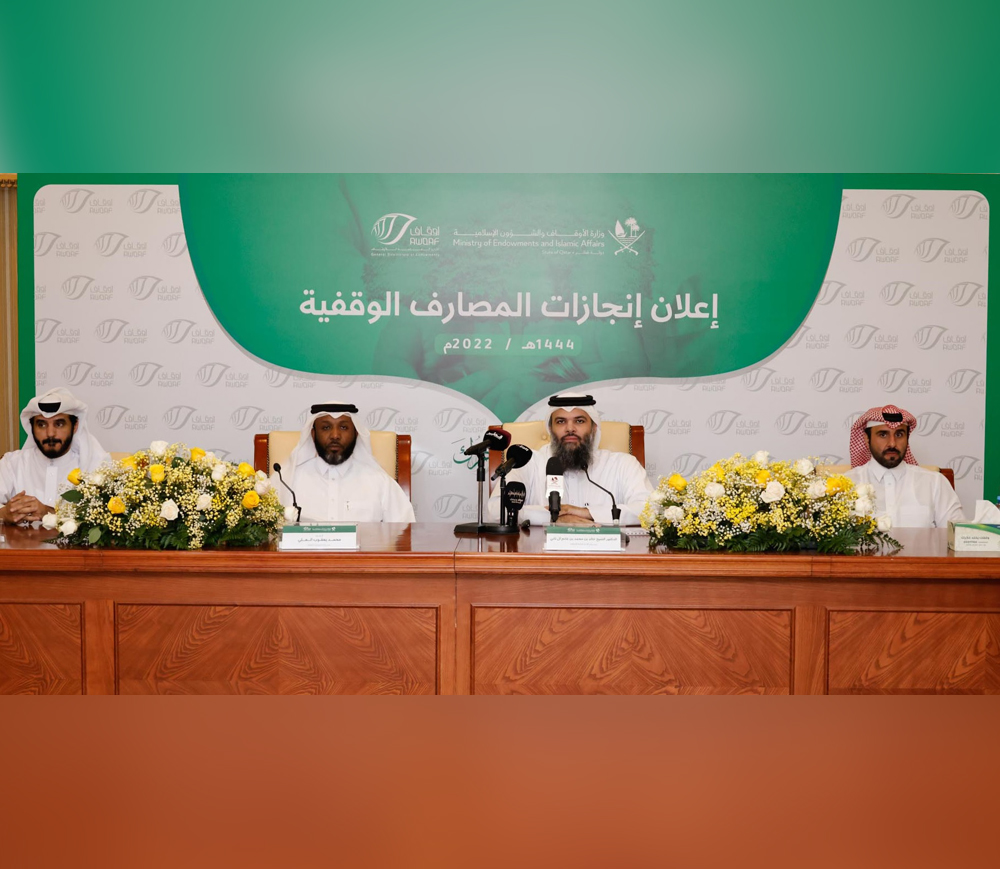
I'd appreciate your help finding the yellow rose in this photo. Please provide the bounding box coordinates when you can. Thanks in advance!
[755,469,771,486]
[189,447,206,462]
[120,456,137,470]
[667,473,687,492]
[67,468,82,485]
[709,464,725,481]
[237,462,255,478]
[108,496,126,514]
[149,464,166,483]
[242,490,261,509]
[826,475,852,495]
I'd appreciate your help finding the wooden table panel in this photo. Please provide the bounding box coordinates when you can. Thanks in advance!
[0,603,83,694]
[117,604,440,695]
[829,610,1000,694]
[471,606,791,695]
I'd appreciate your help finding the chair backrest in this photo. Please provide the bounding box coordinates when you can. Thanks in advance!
[253,431,412,500]
[817,463,956,490]
[487,420,645,490]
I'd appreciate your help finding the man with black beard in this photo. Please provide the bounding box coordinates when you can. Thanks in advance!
[488,394,653,526]
[0,387,110,524]
[271,402,414,523]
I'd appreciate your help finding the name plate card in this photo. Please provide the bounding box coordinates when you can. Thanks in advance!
[278,524,359,551]
[543,525,624,553]
[948,522,1000,553]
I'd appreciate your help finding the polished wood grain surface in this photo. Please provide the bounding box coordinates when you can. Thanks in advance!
[0,603,82,694]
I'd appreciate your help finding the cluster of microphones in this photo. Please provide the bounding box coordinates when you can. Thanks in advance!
[459,428,528,531]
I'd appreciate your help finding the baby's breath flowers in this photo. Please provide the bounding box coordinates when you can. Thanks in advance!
[47,441,283,550]
[641,452,900,554]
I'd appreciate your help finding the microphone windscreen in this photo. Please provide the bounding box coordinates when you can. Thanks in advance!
[545,457,564,476]
[273,463,282,473]
[485,428,512,450]
[507,444,532,469]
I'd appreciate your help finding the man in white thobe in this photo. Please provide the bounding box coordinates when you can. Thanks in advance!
[488,393,652,526]
[0,387,111,524]
[844,404,964,528]
[272,402,414,524]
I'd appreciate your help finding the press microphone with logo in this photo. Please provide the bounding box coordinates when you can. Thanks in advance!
[464,428,511,457]
[502,481,527,526]
[545,457,565,523]
[272,463,302,524]
[583,468,622,526]
[490,444,532,481]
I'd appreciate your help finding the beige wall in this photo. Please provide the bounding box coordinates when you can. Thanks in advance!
[0,175,17,457]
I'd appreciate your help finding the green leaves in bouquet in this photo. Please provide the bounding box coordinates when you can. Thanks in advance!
[61,489,83,503]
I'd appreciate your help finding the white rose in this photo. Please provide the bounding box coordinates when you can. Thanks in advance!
[856,483,876,500]
[211,464,228,481]
[704,482,725,499]
[203,451,218,465]
[41,512,59,530]
[752,450,770,465]
[89,472,105,486]
[59,519,78,535]
[255,480,271,495]
[256,470,267,481]
[794,458,815,476]
[807,480,827,499]
[877,514,892,532]
[149,440,169,456]
[196,493,213,511]
[761,481,786,504]
[854,497,874,516]
[664,506,685,523]
[283,505,298,523]
[160,499,180,521]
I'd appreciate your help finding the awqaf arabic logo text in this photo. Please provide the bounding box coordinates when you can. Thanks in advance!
[372,214,417,246]
[611,218,644,256]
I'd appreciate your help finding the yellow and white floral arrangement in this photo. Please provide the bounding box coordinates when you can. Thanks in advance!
[641,451,900,554]
[45,441,285,550]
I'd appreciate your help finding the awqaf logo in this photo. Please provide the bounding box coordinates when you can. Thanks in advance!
[96,405,129,429]
[882,194,915,219]
[434,408,468,433]
[366,407,399,430]
[844,324,878,349]
[810,368,845,392]
[129,189,160,213]
[263,369,291,388]
[951,194,984,219]
[94,232,128,257]
[915,238,948,263]
[948,456,980,481]
[231,406,264,431]
[706,410,740,435]
[672,454,708,477]
[784,326,810,350]
[163,405,196,430]
[947,369,981,393]
[61,188,94,213]
[880,281,914,306]
[949,281,983,306]
[163,319,196,343]
[913,325,948,350]
[815,454,843,465]
[741,368,776,392]
[878,368,913,392]
[816,280,846,305]
[94,318,129,343]
[61,275,94,300]
[433,494,468,520]
[775,411,810,435]
[843,411,863,431]
[197,363,230,387]
[35,318,61,342]
[917,411,947,436]
[62,361,95,386]
[639,410,672,435]
[129,362,162,387]
[847,237,880,262]
[129,275,163,300]
[610,218,644,256]
[372,213,417,246]
[34,232,61,256]
[163,232,188,257]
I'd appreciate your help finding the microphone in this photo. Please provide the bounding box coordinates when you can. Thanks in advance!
[490,444,532,481]
[502,481,527,526]
[583,468,622,526]
[545,457,565,523]
[272,463,302,524]
[464,428,511,456]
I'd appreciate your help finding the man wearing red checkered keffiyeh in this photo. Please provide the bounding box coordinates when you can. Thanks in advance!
[845,404,964,528]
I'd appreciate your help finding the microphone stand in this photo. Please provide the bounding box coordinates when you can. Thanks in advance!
[584,469,622,526]
[454,452,519,535]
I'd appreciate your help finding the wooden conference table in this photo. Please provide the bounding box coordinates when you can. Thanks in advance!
[1,523,998,694]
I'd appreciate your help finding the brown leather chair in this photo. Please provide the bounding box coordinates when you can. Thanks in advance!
[487,420,645,491]
[253,431,412,500]
[818,463,956,490]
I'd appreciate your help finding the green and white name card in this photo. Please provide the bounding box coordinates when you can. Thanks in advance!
[543,525,624,553]
[278,524,359,551]
[948,522,1000,553]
